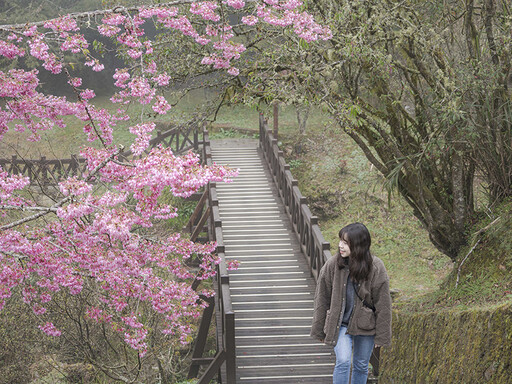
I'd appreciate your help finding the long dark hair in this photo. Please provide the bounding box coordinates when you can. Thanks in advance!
[338,223,373,282]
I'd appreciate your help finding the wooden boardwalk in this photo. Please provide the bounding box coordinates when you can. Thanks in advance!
[211,139,335,383]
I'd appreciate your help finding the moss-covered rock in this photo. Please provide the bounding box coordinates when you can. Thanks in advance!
[380,303,512,383]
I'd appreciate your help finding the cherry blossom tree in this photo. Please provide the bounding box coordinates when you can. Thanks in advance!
[0,1,330,380]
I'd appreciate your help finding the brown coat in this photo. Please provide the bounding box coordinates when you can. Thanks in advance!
[310,254,392,347]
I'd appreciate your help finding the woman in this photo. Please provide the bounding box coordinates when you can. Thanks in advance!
[311,223,392,384]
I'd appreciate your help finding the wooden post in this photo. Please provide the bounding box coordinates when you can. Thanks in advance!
[186,188,209,232]
[273,101,279,140]
[187,296,215,379]
[40,156,47,184]
[224,312,236,383]
[11,155,18,175]
[190,206,211,242]
[194,126,199,150]
[196,351,226,384]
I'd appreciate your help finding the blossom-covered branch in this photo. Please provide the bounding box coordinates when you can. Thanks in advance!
[0,0,330,359]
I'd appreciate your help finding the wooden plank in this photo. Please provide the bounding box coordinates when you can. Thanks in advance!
[190,206,210,242]
[186,188,209,232]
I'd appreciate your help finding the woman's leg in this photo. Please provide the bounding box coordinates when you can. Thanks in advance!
[351,334,375,384]
[333,326,352,384]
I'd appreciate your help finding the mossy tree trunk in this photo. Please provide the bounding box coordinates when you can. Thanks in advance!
[289,0,512,260]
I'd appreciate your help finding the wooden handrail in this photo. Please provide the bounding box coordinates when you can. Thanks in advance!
[259,114,382,376]
[259,113,332,279]
[0,120,202,184]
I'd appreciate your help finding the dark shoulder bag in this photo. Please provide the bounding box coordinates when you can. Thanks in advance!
[353,281,376,312]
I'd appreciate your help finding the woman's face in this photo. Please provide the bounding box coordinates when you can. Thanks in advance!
[338,236,351,258]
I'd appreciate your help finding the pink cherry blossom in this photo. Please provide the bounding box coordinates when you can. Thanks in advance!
[129,122,156,155]
[190,2,220,22]
[102,13,126,26]
[80,89,96,100]
[38,322,62,336]
[0,1,330,355]
[242,15,258,26]
[113,68,130,88]
[224,0,246,9]
[98,24,121,37]
[152,73,171,86]
[59,177,93,196]
[44,15,79,32]
[228,67,240,76]
[152,95,171,115]
[60,34,88,53]
[68,77,82,87]
[0,40,25,58]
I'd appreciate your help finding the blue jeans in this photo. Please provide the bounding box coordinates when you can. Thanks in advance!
[333,326,375,384]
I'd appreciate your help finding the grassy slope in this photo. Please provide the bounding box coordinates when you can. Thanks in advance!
[252,105,512,311]
[405,199,512,312]
[4,91,509,305]
[211,104,454,300]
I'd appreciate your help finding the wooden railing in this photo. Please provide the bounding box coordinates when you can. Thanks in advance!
[187,129,236,384]
[0,121,200,184]
[3,119,235,381]
[259,114,332,279]
[0,155,86,185]
[259,114,382,377]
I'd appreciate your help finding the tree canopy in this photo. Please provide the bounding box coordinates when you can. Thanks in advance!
[225,0,512,260]
[0,1,330,380]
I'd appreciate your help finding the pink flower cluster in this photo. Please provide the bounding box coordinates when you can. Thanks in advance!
[190,2,220,22]
[0,40,25,59]
[152,95,171,115]
[43,16,80,32]
[0,68,79,140]
[38,322,62,337]
[58,177,93,196]
[129,122,156,155]
[255,3,332,42]
[224,0,246,9]
[0,0,328,354]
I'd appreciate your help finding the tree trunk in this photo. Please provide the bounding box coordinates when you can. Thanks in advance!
[296,105,310,135]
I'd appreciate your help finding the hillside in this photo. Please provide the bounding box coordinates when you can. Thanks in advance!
[212,105,454,300]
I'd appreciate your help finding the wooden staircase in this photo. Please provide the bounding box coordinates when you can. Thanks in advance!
[211,139,335,383]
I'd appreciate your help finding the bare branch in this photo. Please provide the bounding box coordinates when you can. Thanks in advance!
[0,205,58,212]
[1,250,27,260]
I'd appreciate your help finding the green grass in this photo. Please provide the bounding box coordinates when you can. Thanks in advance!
[200,101,455,300]
[7,90,500,307]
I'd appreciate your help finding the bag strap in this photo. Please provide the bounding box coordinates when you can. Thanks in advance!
[352,281,376,312]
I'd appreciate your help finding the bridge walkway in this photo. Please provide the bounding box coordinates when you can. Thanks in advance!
[211,139,334,383]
